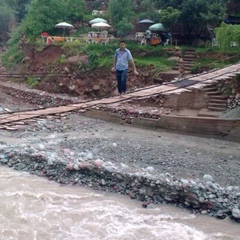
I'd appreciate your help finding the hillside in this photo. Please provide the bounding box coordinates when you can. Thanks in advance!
[1,38,239,101]
[6,43,170,99]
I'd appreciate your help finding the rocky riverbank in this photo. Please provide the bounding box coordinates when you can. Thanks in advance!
[0,74,240,223]
[0,111,239,222]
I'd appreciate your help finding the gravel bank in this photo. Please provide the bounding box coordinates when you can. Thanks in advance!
[0,79,240,222]
[0,112,240,222]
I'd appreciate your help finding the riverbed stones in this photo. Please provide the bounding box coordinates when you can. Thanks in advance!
[203,174,215,182]
[232,208,240,219]
[0,143,239,222]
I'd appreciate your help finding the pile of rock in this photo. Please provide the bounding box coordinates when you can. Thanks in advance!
[0,143,239,222]
[0,81,79,108]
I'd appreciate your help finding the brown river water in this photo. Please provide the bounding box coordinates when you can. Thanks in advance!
[0,166,239,240]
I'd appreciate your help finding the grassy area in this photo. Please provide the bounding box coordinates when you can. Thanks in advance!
[2,37,239,74]
[1,45,24,69]
[191,45,240,73]
[135,56,175,71]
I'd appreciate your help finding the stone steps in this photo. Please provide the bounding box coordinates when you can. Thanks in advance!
[172,49,196,71]
[197,109,223,118]
[209,95,228,100]
[208,106,227,111]
[208,102,227,108]
[202,83,228,112]
[183,56,196,61]
[172,66,192,71]
[202,86,218,92]
[204,90,220,95]
[209,98,228,103]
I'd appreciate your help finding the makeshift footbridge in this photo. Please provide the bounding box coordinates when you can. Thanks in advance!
[1,63,240,141]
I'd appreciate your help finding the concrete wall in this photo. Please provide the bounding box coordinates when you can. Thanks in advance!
[83,110,240,142]
[156,115,240,142]
[163,90,207,110]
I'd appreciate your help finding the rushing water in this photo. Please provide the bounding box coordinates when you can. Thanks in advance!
[0,166,239,240]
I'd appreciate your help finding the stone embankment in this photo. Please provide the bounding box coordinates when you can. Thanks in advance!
[0,81,79,107]
[0,143,240,222]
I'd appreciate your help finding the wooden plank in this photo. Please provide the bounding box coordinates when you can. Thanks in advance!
[0,63,240,126]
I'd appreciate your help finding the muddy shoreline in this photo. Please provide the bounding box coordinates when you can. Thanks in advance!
[0,111,240,222]
[0,79,240,222]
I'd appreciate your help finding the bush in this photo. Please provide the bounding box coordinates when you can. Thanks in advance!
[2,45,24,69]
[26,76,40,87]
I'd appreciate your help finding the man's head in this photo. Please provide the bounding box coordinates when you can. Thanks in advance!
[120,41,126,50]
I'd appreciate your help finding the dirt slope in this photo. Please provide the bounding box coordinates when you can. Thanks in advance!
[19,44,158,99]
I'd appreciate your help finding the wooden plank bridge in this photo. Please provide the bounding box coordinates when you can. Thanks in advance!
[1,63,240,130]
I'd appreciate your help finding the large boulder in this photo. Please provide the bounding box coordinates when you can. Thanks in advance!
[66,55,88,65]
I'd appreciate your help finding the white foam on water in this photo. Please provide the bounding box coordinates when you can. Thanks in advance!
[0,166,238,240]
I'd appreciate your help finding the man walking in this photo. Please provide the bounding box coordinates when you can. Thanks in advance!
[112,41,139,96]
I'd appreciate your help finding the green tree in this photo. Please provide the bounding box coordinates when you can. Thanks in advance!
[158,0,228,42]
[227,0,240,16]
[22,0,67,37]
[0,2,15,42]
[138,0,160,22]
[215,22,240,49]
[65,0,86,22]
[22,0,85,38]
[116,17,133,37]
[108,0,135,36]
[160,7,181,45]
[15,0,32,22]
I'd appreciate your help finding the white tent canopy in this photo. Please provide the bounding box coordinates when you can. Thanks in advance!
[55,22,74,36]
[89,18,107,24]
[55,22,74,28]
[138,19,155,24]
[91,22,111,28]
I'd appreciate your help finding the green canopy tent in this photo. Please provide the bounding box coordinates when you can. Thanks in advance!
[149,23,166,31]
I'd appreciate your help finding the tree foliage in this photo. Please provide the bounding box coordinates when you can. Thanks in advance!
[15,0,32,21]
[160,7,180,30]
[22,0,85,38]
[215,22,240,49]
[226,0,240,16]
[116,18,134,37]
[108,0,135,35]
[1,0,240,44]
[0,1,15,41]
[64,0,85,22]
[22,0,67,37]
[138,0,160,22]
[158,0,228,40]
[160,7,180,45]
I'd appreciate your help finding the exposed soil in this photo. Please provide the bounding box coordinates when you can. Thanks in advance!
[18,44,159,99]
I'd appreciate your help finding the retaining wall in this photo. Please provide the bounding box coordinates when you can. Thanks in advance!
[83,110,240,142]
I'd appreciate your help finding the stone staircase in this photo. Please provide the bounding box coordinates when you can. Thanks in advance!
[202,83,228,112]
[172,48,196,72]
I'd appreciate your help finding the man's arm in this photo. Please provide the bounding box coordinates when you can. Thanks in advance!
[111,58,116,72]
[129,59,139,75]
[112,50,117,71]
